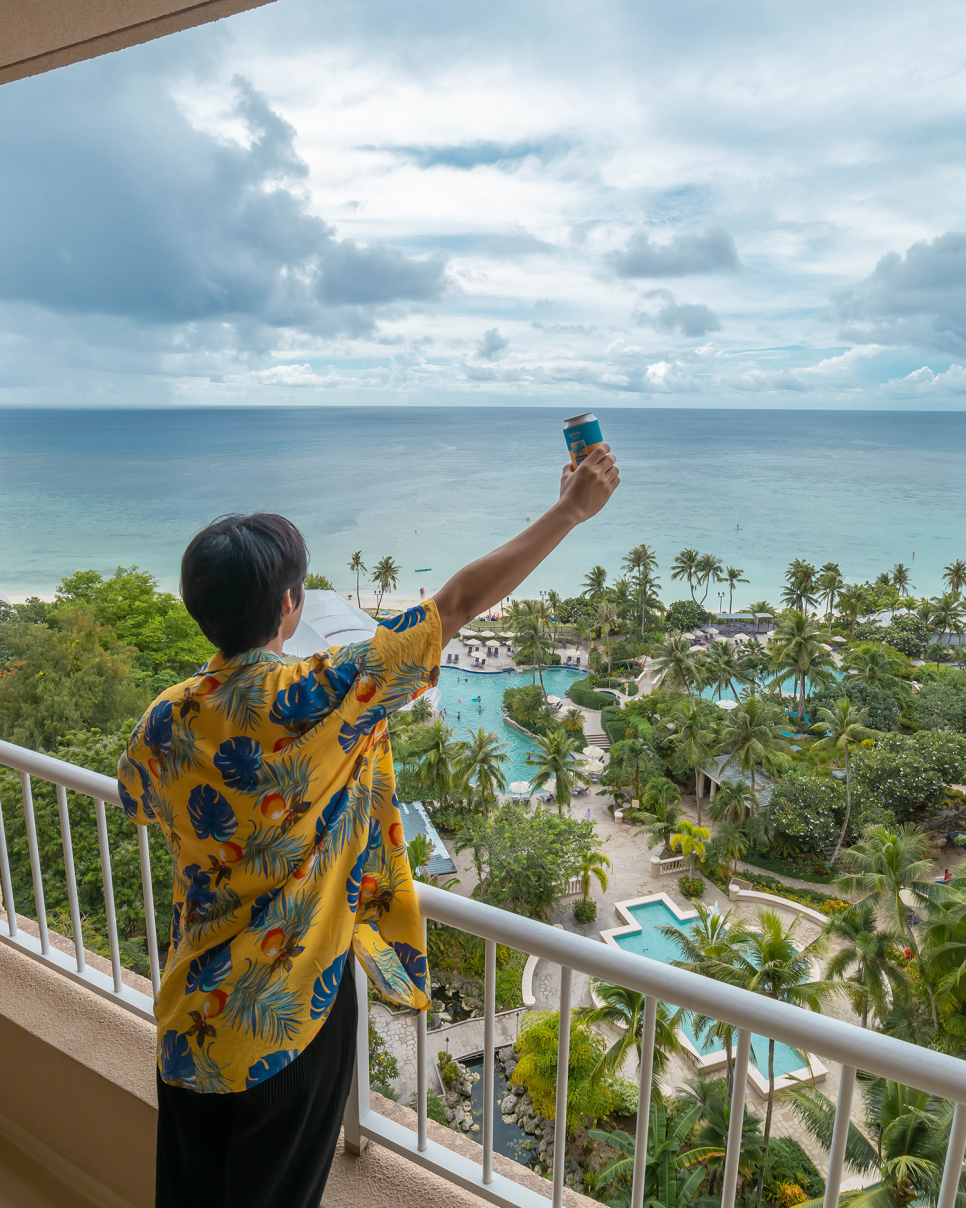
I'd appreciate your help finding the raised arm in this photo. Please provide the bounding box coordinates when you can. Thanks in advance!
[433,443,620,646]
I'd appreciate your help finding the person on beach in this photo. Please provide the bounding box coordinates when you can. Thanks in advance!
[117,444,620,1208]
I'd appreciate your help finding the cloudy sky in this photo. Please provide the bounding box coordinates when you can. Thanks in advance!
[2,0,965,409]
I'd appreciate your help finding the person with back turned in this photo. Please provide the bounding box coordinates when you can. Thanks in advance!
[118,444,619,1207]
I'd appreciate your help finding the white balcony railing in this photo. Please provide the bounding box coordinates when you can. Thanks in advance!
[2,737,966,1208]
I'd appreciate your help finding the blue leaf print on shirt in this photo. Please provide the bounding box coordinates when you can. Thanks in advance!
[171,902,183,950]
[346,849,367,912]
[367,817,383,853]
[338,721,364,753]
[326,662,359,700]
[187,783,238,841]
[250,887,282,928]
[310,949,348,1019]
[269,674,331,736]
[356,705,387,733]
[185,939,233,995]
[183,863,216,920]
[145,699,174,760]
[378,605,426,632]
[159,1030,196,1088]
[118,780,141,820]
[245,1049,300,1089]
[214,737,263,791]
[391,941,428,994]
[321,785,349,830]
[118,756,155,820]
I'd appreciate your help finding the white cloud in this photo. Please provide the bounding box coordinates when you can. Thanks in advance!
[881,363,966,395]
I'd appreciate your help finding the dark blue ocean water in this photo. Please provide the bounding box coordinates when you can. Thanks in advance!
[0,407,964,604]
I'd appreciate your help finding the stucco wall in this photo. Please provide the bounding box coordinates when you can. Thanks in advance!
[1,0,277,86]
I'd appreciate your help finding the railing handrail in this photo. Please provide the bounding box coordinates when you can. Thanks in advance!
[0,739,121,805]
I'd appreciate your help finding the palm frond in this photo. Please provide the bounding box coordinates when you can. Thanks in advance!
[248,888,320,943]
[209,664,268,731]
[257,751,316,802]
[186,886,242,942]
[240,822,307,880]
[193,1044,232,1093]
[160,719,203,786]
[222,961,303,1044]
[785,1085,879,1172]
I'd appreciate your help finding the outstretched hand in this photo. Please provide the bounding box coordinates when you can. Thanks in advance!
[558,443,620,524]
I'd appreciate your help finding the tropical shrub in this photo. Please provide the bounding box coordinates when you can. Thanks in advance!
[438,1052,460,1087]
[911,679,966,734]
[853,616,930,659]
[412,1088,449,1125]
[740,848,836,884]
[806,680,900,732]
[663,600,713,632]
[303,572,335,590]
[495,956,526,1010]
[762,1136,825,1200]
[608,1077,639,1117]
[567,680,615,710]
[573,897,598,923]
[768,773,846,855]
[678,875,705,898]
[851,730,966,825]
[740,872,849,915]
[370,1022,399,1095]
[514,1010,614,1128]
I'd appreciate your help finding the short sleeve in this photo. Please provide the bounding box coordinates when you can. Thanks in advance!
[117,732,157,826]
[326,601,441,733]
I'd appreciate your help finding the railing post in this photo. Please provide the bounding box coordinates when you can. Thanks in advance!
[344,955,371,1155]
[482,937,497,1183]
[630,996,658,1208]
[937,1102,966,1208]
[720,1028,752,1208]
[416,917,428,1153]
[136,825,161,997]
[19,771,49,954]
[93,798,124,994]
[0,788,17,936]
[54,784,85,973]
[552,966,572,1208]
[823,1065,856,1208]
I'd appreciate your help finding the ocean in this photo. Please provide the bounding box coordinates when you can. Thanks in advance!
[1,406,964,605]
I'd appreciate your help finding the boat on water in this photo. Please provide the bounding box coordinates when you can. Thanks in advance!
[415,568,432,572]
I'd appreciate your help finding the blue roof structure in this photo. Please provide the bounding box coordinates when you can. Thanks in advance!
[397,799,457,876]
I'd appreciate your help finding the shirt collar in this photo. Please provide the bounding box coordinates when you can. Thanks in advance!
[200,647,284,675]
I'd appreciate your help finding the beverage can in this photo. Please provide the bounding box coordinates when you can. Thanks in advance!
[563,412,604,468]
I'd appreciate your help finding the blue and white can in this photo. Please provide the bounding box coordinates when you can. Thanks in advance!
[564,412,604,468]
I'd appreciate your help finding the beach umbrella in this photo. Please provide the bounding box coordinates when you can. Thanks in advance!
[582,744,606,760]
[508,781,532,795]
[688,645,706,654]
[546,694,562,706]
[578,757,603,770]
[478,630,495,639]
[731,632,749,642]
[831,635,847,643]
[717,700,739,711]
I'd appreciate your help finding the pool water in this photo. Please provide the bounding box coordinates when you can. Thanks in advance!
[458,1053,539,1166]
[613,900,806,1078]
[437,665,586,782]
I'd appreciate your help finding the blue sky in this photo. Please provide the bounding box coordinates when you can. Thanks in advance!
[1,0,965,408]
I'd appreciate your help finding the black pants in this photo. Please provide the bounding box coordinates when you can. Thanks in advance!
[156,960,357,1208]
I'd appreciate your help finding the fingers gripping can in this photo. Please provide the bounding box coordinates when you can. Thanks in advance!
[564,412,604,468]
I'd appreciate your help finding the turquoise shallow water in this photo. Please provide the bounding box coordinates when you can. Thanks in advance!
[437,665,586,781]
[614,900,806,1078]
[2,407,966,603]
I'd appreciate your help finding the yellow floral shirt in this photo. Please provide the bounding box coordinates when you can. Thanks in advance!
[117,601,440,1093]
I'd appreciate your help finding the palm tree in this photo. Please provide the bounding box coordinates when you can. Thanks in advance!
[605,737,653,804]
[652,633,698,697]
[575,981,681,1079]
[577,848,611,901]
[671,700,716,825]
[843,646,911,698]
[406,832,434,879]
[623,544,660,629]
[546,589,562,642]
[634,783,685,853]
[662,903,741,1096]
[457,727,509,819]
[704,638,748,701]
[527,728,591,813]
[836,582,870,637]
[823,898,906,1028]
[788,1077,960,1208]
[514,610,555,693]
[710,909,832,1208]
[930,591,965,644]
[817,562,844,634]
[671,548,701,601]
[768,608,837,721]
[809,698,875,862]
[720,566,749,613]
[582,565,608,600]
[715,696,792,791]
[708,780,757,825]
[836,825,938,1029]
[781,559,819,612]
[415,718,459,804]
[670,819,710,876]
[891,563,913,594]
[716,819,749,877]
[594,600,619,675]
[561,707,585,738]
[631,575,664,633]
[574,620,593,658]
[371,555,401,614]
[348,550,366,604]
[943,558,966,596]
[694,552,724,605]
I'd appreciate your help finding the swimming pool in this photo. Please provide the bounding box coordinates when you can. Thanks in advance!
[603,897,812,1082]
[437,665,587,782]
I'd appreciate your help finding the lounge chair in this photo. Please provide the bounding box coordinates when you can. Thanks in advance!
[575,657,581,666]
[453,654,459,663]
[446,653,452,663]
[565,656,572,665]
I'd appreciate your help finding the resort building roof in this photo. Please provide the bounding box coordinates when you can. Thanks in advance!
[397,800,457,876]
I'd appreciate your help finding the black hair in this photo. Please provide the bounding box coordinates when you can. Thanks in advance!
[181,514,308,656]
